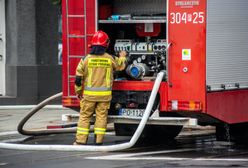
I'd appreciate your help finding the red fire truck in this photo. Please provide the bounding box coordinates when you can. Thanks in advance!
[62,0,248,141]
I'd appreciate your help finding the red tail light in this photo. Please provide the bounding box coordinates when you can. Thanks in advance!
[168,100,202,111]
[62,97,80,107]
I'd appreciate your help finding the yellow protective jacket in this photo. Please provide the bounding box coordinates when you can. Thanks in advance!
[75,53,126,102]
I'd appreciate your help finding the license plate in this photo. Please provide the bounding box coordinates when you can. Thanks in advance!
[119,108,145,117]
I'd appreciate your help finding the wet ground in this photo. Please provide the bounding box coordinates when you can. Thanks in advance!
[1,132,248,168]
[0,108,248,167]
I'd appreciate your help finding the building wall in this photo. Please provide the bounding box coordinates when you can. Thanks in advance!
[0,0,61,105]
[36,1,62,102]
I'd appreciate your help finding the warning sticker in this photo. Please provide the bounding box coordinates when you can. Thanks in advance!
[182,49,191,60]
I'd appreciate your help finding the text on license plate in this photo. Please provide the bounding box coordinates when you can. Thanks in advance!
[119,108,145,117]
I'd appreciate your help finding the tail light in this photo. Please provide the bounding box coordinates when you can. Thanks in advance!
[168,100,202,111]
[62,97,80,107]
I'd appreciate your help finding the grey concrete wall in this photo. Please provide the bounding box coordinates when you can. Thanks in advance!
[5,0,18,97]
[5,0,17,66]
[35,0,61,102]
[36,0,59,65]
[17,0,36,65]
[1,0,61,105]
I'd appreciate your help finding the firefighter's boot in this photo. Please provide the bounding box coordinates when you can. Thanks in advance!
[94,134,104,145]
[73,141,87,145]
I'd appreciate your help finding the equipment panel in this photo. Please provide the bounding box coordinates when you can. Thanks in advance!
[114,39,167,79]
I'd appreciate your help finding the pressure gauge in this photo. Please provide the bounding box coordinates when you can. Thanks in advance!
[141,55,146,60]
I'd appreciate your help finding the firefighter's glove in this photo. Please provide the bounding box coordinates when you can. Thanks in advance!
[74,76,83,98]
[75,85,82,94]
[119,51,127,64]
[77,93,83,100]
[117,57,126,65]
[75,85,83,100]
[119,51,127,57]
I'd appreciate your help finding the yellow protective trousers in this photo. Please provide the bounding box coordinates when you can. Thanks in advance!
[75,99,110,144]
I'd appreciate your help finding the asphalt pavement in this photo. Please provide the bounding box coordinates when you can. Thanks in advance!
[0,105,215,143]
[0,106,78,142]
[1,106,248,168]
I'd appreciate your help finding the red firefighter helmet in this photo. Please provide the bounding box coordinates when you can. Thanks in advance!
[91,30,110,47]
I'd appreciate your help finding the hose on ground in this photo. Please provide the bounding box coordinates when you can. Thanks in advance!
[17,92,114,136]
[0,71,165,152]
[17,92,75,136]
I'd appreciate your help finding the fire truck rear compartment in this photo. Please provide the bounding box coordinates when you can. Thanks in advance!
[98,0,168,80]
[101,24,167,79]
[98,1,168,112]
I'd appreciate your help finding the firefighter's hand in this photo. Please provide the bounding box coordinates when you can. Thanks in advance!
[77,93,83,100]
[119,51,127,57]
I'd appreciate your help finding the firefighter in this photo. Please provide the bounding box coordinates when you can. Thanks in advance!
[73,30,127,145]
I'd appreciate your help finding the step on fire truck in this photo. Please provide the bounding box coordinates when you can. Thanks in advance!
[62,0,248,141]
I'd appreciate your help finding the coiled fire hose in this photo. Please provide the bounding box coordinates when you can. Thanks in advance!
[18,93,114,136]
[17,92,76,136]
[0,71,165,152]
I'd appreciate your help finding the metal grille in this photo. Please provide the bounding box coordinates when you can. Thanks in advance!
[206,0,248,91]
[113,0,167,15]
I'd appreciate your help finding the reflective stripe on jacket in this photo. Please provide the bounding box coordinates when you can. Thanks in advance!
[75,53,126,102]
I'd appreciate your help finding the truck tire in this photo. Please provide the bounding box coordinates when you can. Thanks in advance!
[114,123,183,142]
[143,125,183,142]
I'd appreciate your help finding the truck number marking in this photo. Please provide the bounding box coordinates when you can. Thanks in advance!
[170,12,204,24]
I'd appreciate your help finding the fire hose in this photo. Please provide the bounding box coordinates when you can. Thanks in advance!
[18,94,114,136]
[17,92,76,136]
[0,71,165,152]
